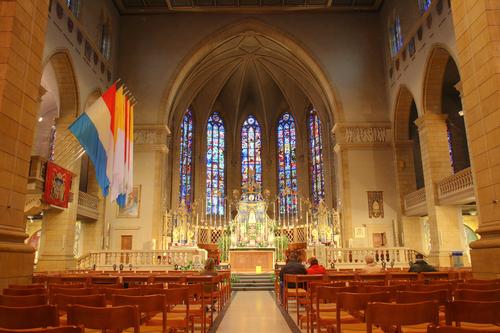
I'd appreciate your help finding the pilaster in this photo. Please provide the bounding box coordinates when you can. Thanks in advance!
[451,0,500,277]
[416,113,468,266]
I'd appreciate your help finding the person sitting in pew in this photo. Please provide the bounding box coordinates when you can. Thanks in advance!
[409,253,437,272]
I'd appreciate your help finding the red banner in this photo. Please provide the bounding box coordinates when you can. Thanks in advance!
[43,162,73,208]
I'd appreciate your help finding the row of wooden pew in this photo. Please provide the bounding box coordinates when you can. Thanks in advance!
[279,274,500,333]
[0,272,232,333]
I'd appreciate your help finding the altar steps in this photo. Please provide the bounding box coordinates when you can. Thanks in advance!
[232,273,275,291]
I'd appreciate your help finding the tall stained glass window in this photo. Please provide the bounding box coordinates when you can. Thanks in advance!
[307,108,325,205]
[179,108,193,207]
[418,0,432,14]
[241,115,262,187]
[389,15,403,57]
[277,113,298,216]
[206,112,225,216]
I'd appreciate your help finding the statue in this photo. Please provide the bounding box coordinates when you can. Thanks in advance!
[229,179,276,248]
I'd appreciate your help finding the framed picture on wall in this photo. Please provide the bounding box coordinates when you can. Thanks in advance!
[117,185,141,218]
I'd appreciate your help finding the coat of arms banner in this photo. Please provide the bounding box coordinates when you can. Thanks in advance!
[44,162,73,208]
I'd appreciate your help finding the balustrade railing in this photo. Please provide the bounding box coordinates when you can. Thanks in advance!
[77,191,99,220]
[437,167,474,204]
[77,249,208,270]
[404,188,427,216]
[325,247,418,269]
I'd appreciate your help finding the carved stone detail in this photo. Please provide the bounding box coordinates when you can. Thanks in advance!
[332,122,392,148]
[134,124,171,152]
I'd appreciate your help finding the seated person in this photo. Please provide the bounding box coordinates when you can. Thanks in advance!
[409,253,437,272]
[363,254,381,273]
[307,257,326,275]
[279,251,307,301]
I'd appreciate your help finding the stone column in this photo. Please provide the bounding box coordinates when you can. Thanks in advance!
[415,113,468,266]
[394,140,420,247]
[451,0,500,277]
[134,124,170,249]
[0,0,49,288]
[36,120,81,271]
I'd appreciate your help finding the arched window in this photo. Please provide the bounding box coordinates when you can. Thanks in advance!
[307,108,325,205]
[418,0,432,15]
[99,20,112,60]
[65,0,80,17]
[277,113,298,216]
[179,108,193,207]
[389,14,403,57]
[241,115,262,187]
[206,112,225,216]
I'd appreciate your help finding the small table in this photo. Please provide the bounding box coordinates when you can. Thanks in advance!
[229,248,275,273]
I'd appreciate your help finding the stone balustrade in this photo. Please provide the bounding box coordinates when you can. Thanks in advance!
[437,167,475,205]
[404,188,427,216]
[324,247,418,269]
[77,191,99,221]
[77,248,208,270]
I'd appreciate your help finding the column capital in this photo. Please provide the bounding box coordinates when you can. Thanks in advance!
[414,113,447,129]
[134,124,171,153]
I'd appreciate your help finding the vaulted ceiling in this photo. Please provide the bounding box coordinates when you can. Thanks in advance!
[169,31,335,139]
[113,0,382,14]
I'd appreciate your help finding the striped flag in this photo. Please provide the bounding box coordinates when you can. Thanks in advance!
[69,83,135,207]
[69,83,116,196]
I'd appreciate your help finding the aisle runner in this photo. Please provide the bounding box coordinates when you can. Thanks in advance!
[216,291,293,333]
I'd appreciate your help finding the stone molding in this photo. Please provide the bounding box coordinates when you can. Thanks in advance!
[134,124,171,153]
[333,122,392,150]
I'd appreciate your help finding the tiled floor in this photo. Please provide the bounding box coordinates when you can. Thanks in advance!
[217,291,292,332]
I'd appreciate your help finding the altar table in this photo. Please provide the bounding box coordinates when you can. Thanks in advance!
[229,249,274,272]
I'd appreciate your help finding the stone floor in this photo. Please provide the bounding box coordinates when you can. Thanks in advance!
[217,291,292,332]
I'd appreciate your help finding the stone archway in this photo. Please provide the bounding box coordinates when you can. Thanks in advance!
[393,86,427,253]
[414,45,469,266]
[36,50,82,271]
[161,19,342,219]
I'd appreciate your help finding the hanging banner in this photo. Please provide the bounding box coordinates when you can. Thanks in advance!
[43,161,73,208]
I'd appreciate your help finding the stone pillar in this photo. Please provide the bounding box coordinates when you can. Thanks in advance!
[134,124,170,249]
[36,120,81,271]
[416,113,468,266]
[0,0,49,288]
[451,0,500,277]
[394,140,420,247]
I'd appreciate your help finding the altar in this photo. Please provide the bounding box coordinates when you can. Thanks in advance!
[229,248,274,272]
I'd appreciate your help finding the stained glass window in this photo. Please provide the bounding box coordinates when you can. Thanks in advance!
[65,0,80,17]
[389,15,403,57]
[99,22,111,60]
[241,115,262,187]
[179,108,193,207]
[307,108,325,205]
[277,113,298,216]
[418,0,432,14]
[206,112,225,216]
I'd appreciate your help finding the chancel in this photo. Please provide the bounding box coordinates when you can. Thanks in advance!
[1,0,500,332]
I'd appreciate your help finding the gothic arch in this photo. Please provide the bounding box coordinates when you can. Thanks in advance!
[394,85,416,142]
[161,18,343,130]
[422,45,460,115]
[43,49,79,122]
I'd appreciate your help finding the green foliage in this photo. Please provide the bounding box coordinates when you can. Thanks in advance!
[217,233,230,262]
[230,274,240,284]
[274,236,289,262]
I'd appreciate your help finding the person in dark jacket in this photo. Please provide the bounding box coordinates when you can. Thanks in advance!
[279,251,307,302]
[409,253,437,272]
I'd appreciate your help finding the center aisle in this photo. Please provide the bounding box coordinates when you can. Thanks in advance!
[216,291,292,332]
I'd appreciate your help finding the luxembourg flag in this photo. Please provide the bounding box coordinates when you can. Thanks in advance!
[69,84,116,196]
